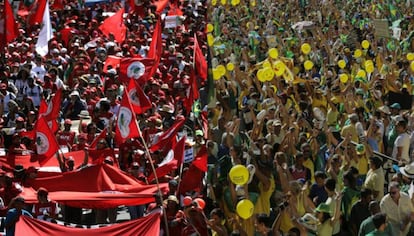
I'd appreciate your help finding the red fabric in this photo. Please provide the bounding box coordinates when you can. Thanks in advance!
[153,0,169,13]
[1,0,19,49]
[36,116,59,166]
[194,34,207,81]
[103,55,121,73]
[184,69,198,113]
[98,8,126,43]
[201,111,208,140]
[21,164,168,208]
[119,57,155,84]
[89,128,107,149]
[15,212,160,236]
[147,136,185,182]
[149,117,186,152]
[50,0,64,10]
[115,90,141,145]
[179,146,207,194]
[148,18,162,78]
[27,0,47,26]
[126,79,152,115]
[40,89,62,121]
[59,27,74,47]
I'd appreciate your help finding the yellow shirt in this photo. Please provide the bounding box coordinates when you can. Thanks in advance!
[254,177,275,216]
[363,168,385,201]
[303,158,315,183]
[350,156,368,176]
[341,124,359,143]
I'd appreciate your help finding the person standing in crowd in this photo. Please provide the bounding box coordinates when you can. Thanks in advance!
[31,187,58,222]
[392,119,410,165]
[359,201,394,236]
[350,189,373,235]
[363,156,385,201]
[380,181,414,236]
[5,197,32,236]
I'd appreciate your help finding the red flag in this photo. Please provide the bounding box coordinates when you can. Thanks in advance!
[147,18,162,79]
[39,89,62,121]
[184,69,198,113]
[179,145,207,194]
[89,128,107,149]
[27,0,47,26]
[0,0,19,49]
[50,0,64,10]
[35,116,59,166]
[126,79,152,115]
[153,0,169,13]
[148,136,185,182]
[119,57,155,84]
[149,117,186,152]
[99,8,126,43]
[194,34,207,81]
[115,90,141,145]
[103,55,121,73]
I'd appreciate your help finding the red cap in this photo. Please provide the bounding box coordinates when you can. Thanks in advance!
[16,117,25,122]
[64,119,72,125]
[0,83,7,89]
[37,187,48,195]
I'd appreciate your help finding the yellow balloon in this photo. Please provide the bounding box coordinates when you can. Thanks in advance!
[268,48,279,59]
[411,61,414,72]
[357,69,366,78]
[226,62,235,71]
[220,0,226,5]
[236,199,254,219]
[206,24,214,33]
[212,0,217,5]
[354,49,362,58]
[361,40,370,49]
[304,60,314,70]
[213,69,221,80]
[263,67,275,81]
[366,64,374,73]
[250,0,256,6]
[365,60,373,67]
[257,69,266,82]
[273,60,285,76]
[339,74,348,83]
[216,65,226,76]
[338,60,346,69]
[231,0,240,5]
[207,34,214,46]
[262,61,271,68]
[407,53,414,61]
[229,165,249,185]
[301,43,311,55]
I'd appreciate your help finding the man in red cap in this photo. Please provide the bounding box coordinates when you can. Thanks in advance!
[31,187,58,222]
[57,119,76,151]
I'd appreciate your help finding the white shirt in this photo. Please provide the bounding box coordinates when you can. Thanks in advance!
[380,192,414,236]
[392,132,410,163]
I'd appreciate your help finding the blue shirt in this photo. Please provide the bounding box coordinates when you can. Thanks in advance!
[5,208,33,236]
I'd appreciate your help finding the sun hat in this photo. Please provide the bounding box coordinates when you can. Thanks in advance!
[400,163,414,179]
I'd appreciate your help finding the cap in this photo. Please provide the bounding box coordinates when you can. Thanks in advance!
[37,187,48,195]
[356,144,365,155]
[70,90,80,97]
[64,119,72,125]
[195,130,203,136]
[176,53,183,58]
[315,203,331,214]
[273,120,282,126]
[377,105,391,115]
[0,83,7,89]
[16,117,25,122]
[167,195,179,204]
[390,103,401,109]
[160,104,174,114]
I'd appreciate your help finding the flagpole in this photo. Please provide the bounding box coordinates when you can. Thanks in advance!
[137,123,170,236]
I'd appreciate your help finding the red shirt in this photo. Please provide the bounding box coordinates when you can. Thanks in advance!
[32,200,58,219]
[57,130,76,147]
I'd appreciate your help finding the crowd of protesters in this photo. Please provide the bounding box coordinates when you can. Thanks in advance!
[2,0,414,235]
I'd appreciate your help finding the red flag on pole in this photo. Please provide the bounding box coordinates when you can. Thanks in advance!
[119,58,155,84]
[89,128,107,149]
[99,8,127,43]
[39,89,62,121]
[149,117,186,152]
[115,90,141,145]
[126,79,152,115]
[0,0,19,49]
[179,145,207,194]
[103,55,121,73]
[147,18,162,79]
[27,0,47,26]
[193,34,207,81]
[36,116,59,166]
[147,136,185,182]
[153,0,169,13]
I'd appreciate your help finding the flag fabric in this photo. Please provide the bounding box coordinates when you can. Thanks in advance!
[89,128,107,149]
[115,90,141,145]
[26,0,47,25]
[103,55,121,73]
[179,145,207,194]
[193,34,207,81]
[147,136,185,182]
[149,117,186,152]
[126,79,152,114]
[200,110,208,140]
[39,89,62,121]
[0,0,19,49]
[99,8,126,43]
[50,0,64,10]
[119,57,155,84]
[147,18,162,78]
[184,69,198,114]
[35,0,52,56]
[16,212,161,236]
[206,47,216,107]
[153,0,169,13]
[35,116,59,166]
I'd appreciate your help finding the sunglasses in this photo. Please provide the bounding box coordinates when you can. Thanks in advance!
[390,191,398,195]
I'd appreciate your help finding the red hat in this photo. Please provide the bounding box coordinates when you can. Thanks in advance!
[37,187,48,195]
[78,133,87,140]
[0,83,7,89]
[64,119,72,125]
[16,117,25,122]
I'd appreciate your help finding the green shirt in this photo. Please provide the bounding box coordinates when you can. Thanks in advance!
[359,216,395,236]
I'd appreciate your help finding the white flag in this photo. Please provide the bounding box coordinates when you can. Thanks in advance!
[35,0,52,56]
